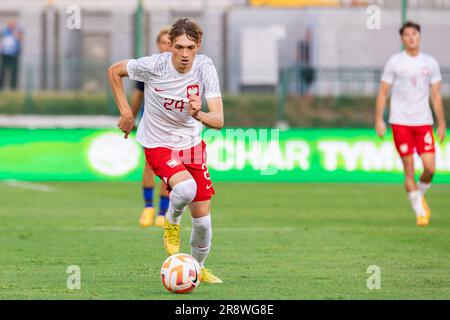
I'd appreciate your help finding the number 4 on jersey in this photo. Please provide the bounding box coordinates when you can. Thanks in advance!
[174,100,184,112]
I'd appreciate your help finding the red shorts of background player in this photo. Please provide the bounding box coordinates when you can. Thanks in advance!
[391,124,435,157]
[144,140,215,202]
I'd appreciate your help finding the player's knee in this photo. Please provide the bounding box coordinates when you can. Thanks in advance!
[192,215,211,233]
[423,166,435,178]
[171,178,197,207]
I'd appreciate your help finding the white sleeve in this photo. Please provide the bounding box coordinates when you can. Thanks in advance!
[201,59,222,100]
[430,58,442,84]
[127,54,159,83]
[381,57,396,84]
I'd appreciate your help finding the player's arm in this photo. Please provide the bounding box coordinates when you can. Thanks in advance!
[130,89,144,119]
[375,81,391,138]
[107,60,134,138]
[430,82,446,142]
[188,95,224,130]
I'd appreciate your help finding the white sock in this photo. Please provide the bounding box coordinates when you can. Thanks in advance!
[408,190,425,217]
[166,202,183,225]
[166,179,197,225]
[418,181,431,196]
[190,215,212,268]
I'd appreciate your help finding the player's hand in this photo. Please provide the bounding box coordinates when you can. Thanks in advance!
[117,112,135,139]
[188,94,201,118]
[437,124,446,143]
[375,119,386,139]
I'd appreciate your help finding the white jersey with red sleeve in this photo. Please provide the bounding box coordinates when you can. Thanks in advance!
[127,52,222,149]
[381,51,441,126]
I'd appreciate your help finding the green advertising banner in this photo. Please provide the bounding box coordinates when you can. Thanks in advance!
[1,128,449,182]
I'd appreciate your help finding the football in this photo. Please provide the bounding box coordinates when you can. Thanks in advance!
[160,253,202,293]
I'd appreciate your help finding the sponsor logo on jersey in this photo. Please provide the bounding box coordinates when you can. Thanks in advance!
[410,76,417,86]
[166,159,181,168]
[187,84,199,98]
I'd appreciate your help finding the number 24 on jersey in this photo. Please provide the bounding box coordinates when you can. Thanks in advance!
[163,98,185,112]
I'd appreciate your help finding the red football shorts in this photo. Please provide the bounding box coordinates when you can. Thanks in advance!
[391,124,435,157]
[144,140,215,202]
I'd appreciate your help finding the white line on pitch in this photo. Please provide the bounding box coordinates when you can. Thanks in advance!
[4,180,56,192]
[59,226,295,232]
[0,226,295,232]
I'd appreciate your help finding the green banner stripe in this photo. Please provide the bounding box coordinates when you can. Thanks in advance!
[1,128,449,182]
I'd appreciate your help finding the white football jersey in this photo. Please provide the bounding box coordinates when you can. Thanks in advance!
[381,51,441,126]
[127,52,222,149]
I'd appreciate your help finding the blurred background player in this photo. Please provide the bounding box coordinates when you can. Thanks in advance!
[0,18,23,90]
[375,21,446,227]
[108,18,224,283]
[130,27,171,228]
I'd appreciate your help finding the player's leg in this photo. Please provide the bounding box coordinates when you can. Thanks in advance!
[165,170,197,225]
[139,162,156,227]
[184,140,221,283]
[154,182,170,228]
[401,154,417,193]
[416,126,436,195]
[144,147,197,254]
[400,154,427,226]
[415,125,436,220]
[418,153,435,190]
[393,124,427,225]
[189,200,221,284]
[419,152,435,220]
[189,200,211,267]
[162,170,197,255]
[0,54,6,88]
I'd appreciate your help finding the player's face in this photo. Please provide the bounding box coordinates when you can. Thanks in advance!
[157,34,171,53]
[401,27,420,51]
[170,34,200,73]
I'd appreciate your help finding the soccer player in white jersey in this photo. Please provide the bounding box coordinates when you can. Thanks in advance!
[375,21,446,226]
[130,27,171,228]
[108,18,223,283]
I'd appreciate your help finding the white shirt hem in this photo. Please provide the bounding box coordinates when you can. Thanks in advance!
[388,120,434,126]
[136,137,203,150]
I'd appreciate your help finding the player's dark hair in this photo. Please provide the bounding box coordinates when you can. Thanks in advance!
[399,21,421,35]
[169,18,203,44]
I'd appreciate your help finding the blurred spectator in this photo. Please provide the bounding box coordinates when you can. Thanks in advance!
[0,18,23,90]
[297,29,315,97]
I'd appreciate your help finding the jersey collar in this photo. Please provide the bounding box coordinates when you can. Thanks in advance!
[403,50,422,59]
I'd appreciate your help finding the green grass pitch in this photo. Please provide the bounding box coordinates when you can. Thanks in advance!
[0,182,449,299]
